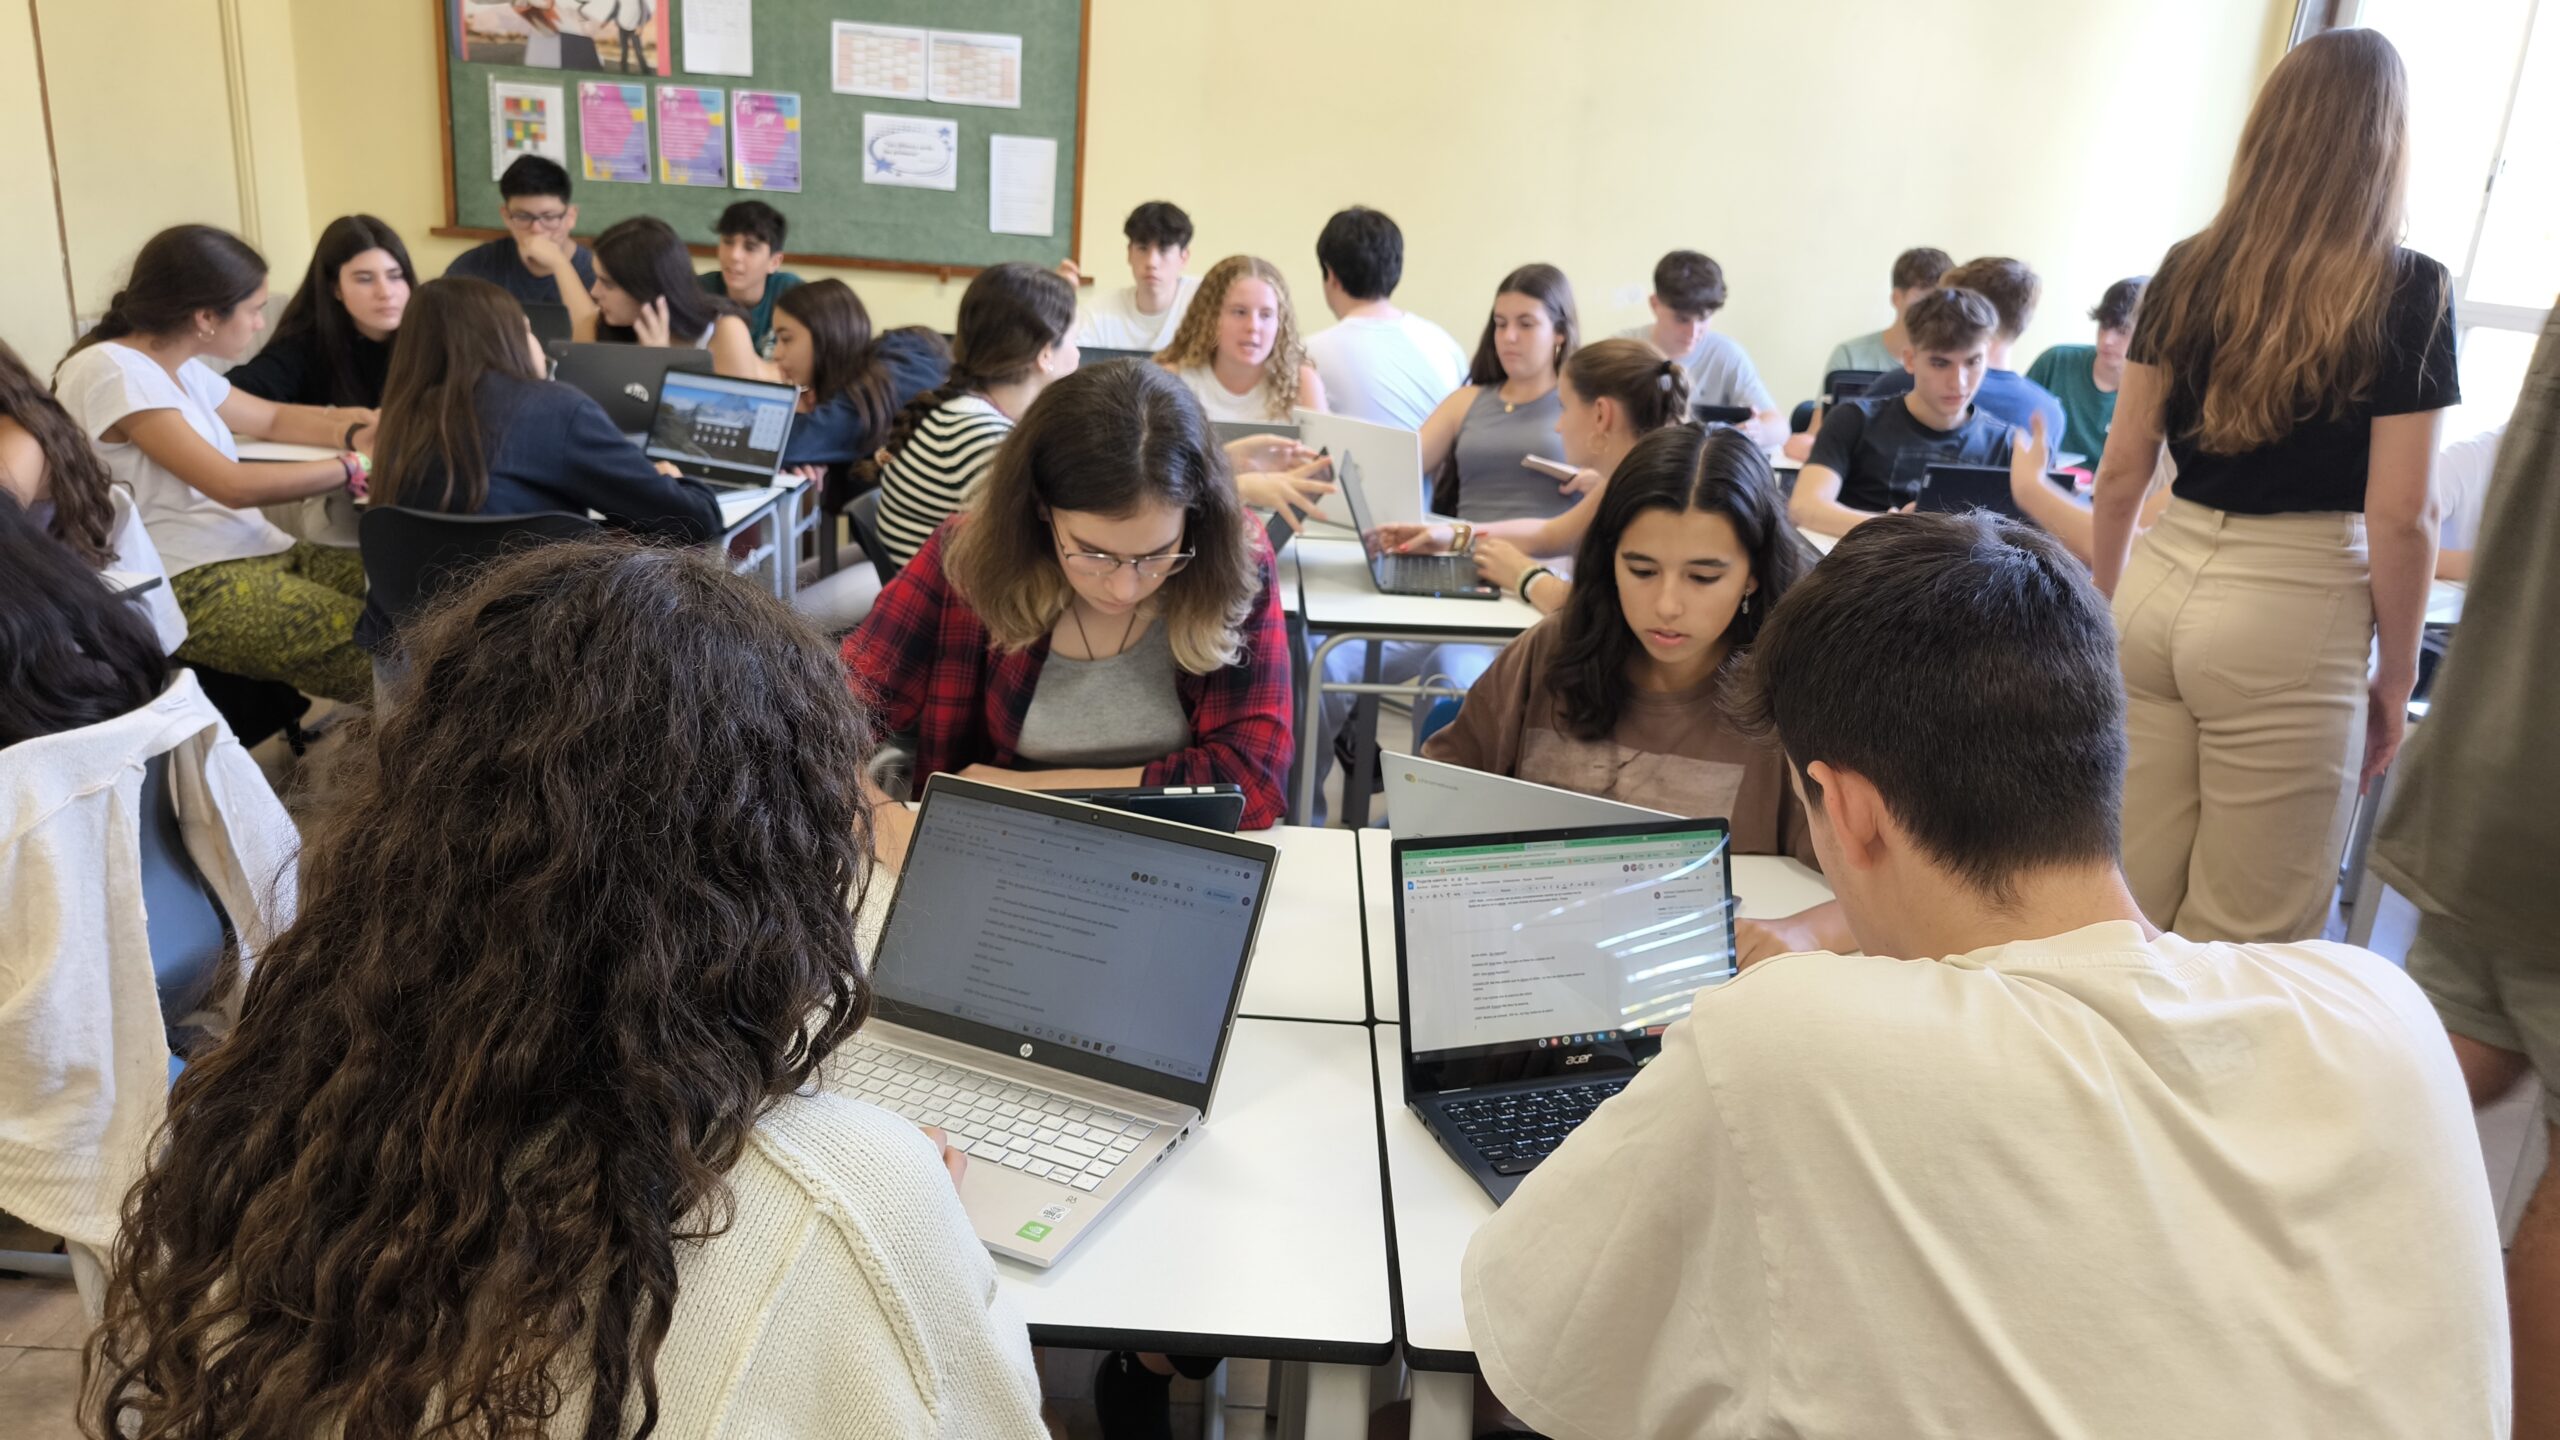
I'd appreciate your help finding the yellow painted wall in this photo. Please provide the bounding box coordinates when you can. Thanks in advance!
[0,0,74,364]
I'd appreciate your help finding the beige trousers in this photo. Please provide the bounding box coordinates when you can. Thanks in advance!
[2114,499,2373,942]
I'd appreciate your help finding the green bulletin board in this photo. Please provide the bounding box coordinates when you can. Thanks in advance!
[436,0,1089,276]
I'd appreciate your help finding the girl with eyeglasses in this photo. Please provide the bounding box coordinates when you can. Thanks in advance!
[840,362,1294,839]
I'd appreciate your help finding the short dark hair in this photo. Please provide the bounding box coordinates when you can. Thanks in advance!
[1315,206,1403,301]
[497,155,573,203]
[1943,256,2041,341]
[1123,201,1194,251]
[715,199,786,250]
[2091,275,2148,331]
[1891,247,1953,292]
[1902,288,1999,354]
[1651,250,1728,317]
[1730,512,2125,903]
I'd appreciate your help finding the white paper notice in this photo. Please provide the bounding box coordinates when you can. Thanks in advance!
[490,80,567,180]
[682,0,753,76]
[988,134,1057,236]
[928,29,1023,108]
[832,21,927,100]
[861,112,959,191]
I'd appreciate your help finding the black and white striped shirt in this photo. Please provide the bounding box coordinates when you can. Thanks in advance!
[874,394,1014,568]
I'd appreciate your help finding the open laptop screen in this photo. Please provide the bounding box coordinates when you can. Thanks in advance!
[1399,822,1734,1062]
[871,785,1272,1088]
[645,370,795,477]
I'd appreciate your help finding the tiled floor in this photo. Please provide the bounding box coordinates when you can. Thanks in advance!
[0,1272,88,1440]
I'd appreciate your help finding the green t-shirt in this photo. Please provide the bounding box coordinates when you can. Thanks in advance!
[2025,344,2116,464]
[698,269,804,355]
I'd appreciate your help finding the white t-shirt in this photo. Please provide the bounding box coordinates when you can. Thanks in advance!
[1613,323,1777,414]
[108,491,188,652]
[2437,422,2505,553]
[55,342,293,577]
[1172,363,1285,423]
[1303,310,1469,430]
[1462,921,2508,1440]
[1074,276,1200,353]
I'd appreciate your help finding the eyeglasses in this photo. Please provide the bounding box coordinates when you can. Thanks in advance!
[504,208,570,228]
[1053,525,1194,580]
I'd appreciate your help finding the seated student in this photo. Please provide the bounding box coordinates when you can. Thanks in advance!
[550,215,763,378]
[1615,249,1785,447]
[1860,256,2070,448]
[2433,421,2507,581]
[1461,513,2506,1438]
[1785,246,1952,462]
[869,261,1077,569]
[88,540,1048,1440]
[1371,338,1696,615]
[698,199,804,355]
[1301,206,1467,430]
[2026,275,2147,467]
[0,339,185,651]
[843,362,1293,834]
[54,225,375,703]
[1791,287,2014,538]
[442,154,596,307]
[224,215,411,409]
[1063,200,1200,352]
[361,276,723,652]
[1156,254,1328,422]
[770,277,951,473]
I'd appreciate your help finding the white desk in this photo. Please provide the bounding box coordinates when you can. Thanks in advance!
[998,1017,1393,1437]
[1240,826,1367,1023]
[715,480,806,602]
[2427,577,2466,627]
[1293,537,1541,823]
[1361,840,1834,1022]
[1372,1023,1488,1437]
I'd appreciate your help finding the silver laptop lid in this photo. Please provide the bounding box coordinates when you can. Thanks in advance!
[644,369,798,479]
[869,776,1278,1112]
[1382,751,1676,839]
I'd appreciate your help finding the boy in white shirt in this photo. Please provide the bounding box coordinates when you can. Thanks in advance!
[1060,201,1200,353]
[1301,206,1467,430]
[1462,513,2509,1440]
[1615,249,1783,447]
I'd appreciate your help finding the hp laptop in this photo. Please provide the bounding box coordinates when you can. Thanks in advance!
[846,775,1279,1265]
[1337,452,1497,600]
[551,342,715,437]
[1396,817,1736,1203]
[1382,751,1676,839]
[644,370,799,489]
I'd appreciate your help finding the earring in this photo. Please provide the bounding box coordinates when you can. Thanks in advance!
[1742,592,1752,617]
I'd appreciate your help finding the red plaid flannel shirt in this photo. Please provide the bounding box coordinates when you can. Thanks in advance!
[841,519,1296,829]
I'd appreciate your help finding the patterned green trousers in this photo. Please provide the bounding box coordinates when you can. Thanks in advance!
[169,542,370,704]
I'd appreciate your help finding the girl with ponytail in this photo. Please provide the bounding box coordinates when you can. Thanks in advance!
[54,224,376,702]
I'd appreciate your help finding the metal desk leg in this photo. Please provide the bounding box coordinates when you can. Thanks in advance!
[1345,641,1383,829]
[1275,1361,1373,1439]
[1408,1369,1473,1440]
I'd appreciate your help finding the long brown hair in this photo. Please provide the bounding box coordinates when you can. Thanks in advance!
[1153,255,1307,418]
[591,216,736,346]
[2138,27,2418,454]
[945,359,1256,674]
[0,339,117,567]
[1464,263,1580,386]
[1562,338,1694,437]
[60,224,267,371]
[88,540,879,1440]
[370,276,542,513]
[777,279,896,445]
[876,261,1073,461]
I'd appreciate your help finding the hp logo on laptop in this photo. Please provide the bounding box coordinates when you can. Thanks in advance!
[623,382,650,403]
[1019,1043,1034,1058]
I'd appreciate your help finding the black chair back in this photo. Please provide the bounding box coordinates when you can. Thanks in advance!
[358,507,602,639]
[844,488,900,588]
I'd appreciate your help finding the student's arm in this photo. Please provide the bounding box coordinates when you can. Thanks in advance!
[1787,403,1886,537]
[2436,548,2474,583]
[2362,408,2444,791]
[1735,901,1857,968]
[1294,362,1327,416]
[2088,361,2166,597]
[523,234,599,341]
[1417,385,1477,475]
[1139,549,1296,828]
[1382,481,1597,561]
[1732,353,1788,449]
[120,408,348,507]
[781,393,871,468]
[2006,414,2097,563]
[550,392,724,539]
[215,385,375,452]
[707,314,778,380]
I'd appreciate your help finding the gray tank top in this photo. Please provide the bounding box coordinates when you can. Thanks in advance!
[1449,384,1570,524]
[1016,618,1192,768]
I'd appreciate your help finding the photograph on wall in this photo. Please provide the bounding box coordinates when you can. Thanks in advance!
[455,0,668,76]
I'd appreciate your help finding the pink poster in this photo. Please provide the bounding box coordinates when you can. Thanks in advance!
[656,85,727,187]
[578,81,650,184]
[732,91,802,193]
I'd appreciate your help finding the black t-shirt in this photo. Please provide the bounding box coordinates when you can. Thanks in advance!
[1806,394,2014,512]
[224,329,394,408]
[2134,246,2460,515]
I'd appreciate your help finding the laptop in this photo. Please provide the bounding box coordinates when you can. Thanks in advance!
[1211,420,1299,448]
[1919,464,2083,523]
[1051,784,1248,833]
[1822,368,1884,405]
[1080,346,1157,366]
[845,775,1279,1265]
[1382,751,1676,839]
[643,369,798,489]
[1692,403,1752,426]
[1297,409,1425,526]
[552,343,717,437]
[1336,452,1497,600]
[1396,817,1737,1203]
[521,300,573,346]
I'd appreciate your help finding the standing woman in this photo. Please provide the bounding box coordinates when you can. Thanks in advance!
[1155,254,1328,421]
[770,277,951,472]
[2090,28,2456,943]
[54,225,376,703]
[224,214,414,409]
[549,215,765,377]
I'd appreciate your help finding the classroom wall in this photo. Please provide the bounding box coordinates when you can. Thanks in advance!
[0,0,75,364]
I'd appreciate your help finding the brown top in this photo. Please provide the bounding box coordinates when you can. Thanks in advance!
[1422,618,1816,863]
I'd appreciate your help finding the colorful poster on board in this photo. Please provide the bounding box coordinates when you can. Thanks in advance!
[458,1,669,75]
[578,81,651,183]
[490,79,567,179]
[732,91,802,193]
[657,85,728,187]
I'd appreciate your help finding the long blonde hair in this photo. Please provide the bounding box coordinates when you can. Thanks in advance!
[1153,255,1304,419]
[2139,28,2421,454]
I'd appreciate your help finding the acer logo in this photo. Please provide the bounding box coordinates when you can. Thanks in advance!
[1563,1053,1592,1065]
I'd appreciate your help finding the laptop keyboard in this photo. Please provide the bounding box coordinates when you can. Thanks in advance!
[840,1042,1155,1192]
[1376,552,1484,595]
[1441,1079,1630,1175]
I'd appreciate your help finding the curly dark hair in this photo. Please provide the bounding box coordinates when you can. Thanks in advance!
[87,539,880,1440]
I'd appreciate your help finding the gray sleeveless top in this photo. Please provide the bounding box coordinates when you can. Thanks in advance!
[1449,385,1571,524]
[1016,619,1192,768]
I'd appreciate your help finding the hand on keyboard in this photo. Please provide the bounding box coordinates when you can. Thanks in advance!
[921,1126,969,1190]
